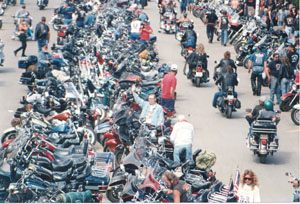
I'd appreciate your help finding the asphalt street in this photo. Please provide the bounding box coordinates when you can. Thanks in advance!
[0,0,298,202]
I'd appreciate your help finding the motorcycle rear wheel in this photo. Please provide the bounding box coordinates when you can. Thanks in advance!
[103,145,111,152]
[195,77,201,87]
[243,57,250,69]
[291,108,300,126]
[226,106,232,119]
[259,155,267,163]
[279,96,294,112]
[106,188,122,203]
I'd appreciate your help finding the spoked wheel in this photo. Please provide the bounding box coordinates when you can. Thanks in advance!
[83,127,96,145]
[1,131,16,144]
[280,96,295,112]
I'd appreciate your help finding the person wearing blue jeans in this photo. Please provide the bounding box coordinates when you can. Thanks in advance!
[218,10,229,46]
[35,17,50,52]
[267,53,282,104]
[170,115,194,163]
[279,56,295,95]
[205,10,218,43]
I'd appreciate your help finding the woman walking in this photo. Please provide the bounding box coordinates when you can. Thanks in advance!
[14,19,28,57]
[279,56,294,95]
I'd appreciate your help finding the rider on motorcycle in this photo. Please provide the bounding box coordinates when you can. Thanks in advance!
[214,51,237,80]
[176,12,192,24]
[161,1,177,16]
[245,96,266,125]
[256,100,280,123]
[181,24,197,49]
[186,43,209,80]
[212,65,238,108]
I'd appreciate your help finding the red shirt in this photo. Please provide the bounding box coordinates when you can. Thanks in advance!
[139,25,152,40]
[162,73,177,99]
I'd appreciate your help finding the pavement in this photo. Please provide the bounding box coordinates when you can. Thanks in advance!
[0,0,298,202]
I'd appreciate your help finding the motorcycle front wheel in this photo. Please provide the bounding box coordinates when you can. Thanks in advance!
[279,96,294,112]
[1,130,16,144]
[291,108,300,126]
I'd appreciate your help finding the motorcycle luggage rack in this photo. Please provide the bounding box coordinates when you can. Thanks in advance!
[252,128,277,134]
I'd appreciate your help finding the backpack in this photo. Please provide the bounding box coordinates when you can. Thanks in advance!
[195,150,216,169]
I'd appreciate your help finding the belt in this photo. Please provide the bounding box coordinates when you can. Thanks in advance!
[207,23,215,25]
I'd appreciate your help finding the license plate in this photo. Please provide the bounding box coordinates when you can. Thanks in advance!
[260,134,268,139]
[196,72,203,77]
[188,50,193,54]
[227,95,234,100]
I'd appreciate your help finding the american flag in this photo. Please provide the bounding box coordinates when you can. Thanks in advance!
[233,169,240,199]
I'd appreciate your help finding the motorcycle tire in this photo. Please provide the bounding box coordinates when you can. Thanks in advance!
[0,21,2,29]
[195,77,201,87]
[291,108,299,126]
[226,106,232,119]
[279,96,294,112]
[53,24,60,31]
[0,10,4,16]
[114,148,123,165]
[192,10,201,18]
[243,57,250,69]
[1,130,16,144]
[234,41,244,54]
[39,6,45,10]
[83,127,96,145]
[101,137,108,147]
[262,77,269,87]
[11,0,16,6]
[259,155,267,163]
[106,188,122,203]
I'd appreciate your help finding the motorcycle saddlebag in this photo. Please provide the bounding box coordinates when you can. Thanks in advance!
[84,170,110,190]
[19,72,35,85]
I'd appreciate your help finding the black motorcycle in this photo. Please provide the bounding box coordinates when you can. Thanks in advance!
[37,0,48,10]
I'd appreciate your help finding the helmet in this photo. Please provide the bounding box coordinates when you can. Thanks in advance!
[27,55,38,66]
[264,99,273,111]
[170,64,178,72]
[188,23,194,29]
[183,12,187,18]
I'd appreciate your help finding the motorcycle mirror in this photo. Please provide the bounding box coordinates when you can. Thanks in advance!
[245,108,252,113]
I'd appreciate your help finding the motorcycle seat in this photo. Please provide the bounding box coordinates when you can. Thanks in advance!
[52,159,73,172]
[192,181,212,191]
[140,80,161,87]
[47,133,77,144]
[54,153,87,168]
[53,169,72,182]
[161,157,181,170]
[252,120,277,130]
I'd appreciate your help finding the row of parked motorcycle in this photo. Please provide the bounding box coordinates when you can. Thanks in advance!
[0,0,240,202]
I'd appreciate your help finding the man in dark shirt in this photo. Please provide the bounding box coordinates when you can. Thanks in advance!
[35,16,50,52]
[287,43,299,71]
[244,0,255,16]
[218,10,229,46]
[266,53,282,104]
[205,9,218,43]
[245,96,266,125]
[236,2,245,16]
[283,10,295,39]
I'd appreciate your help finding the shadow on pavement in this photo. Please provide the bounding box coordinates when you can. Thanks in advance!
[253,151,292,165]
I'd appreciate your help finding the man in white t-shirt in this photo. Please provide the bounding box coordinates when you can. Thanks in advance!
[130,17,141,41]
[170,115,194,163]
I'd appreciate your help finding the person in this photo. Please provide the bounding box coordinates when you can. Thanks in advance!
[244,0,255,16]
[248,45,268,96]
[257,100,280,123]
[170,115,194,163]
[84,9,96,26]
[139,20,153,43]
[140,0,148,9]
[266,6,273,30]
[186,43,209,81]
[35,17,50,52]
[130,17,141,41]
[205,9,218,43]
[266,53,282,104]
[180,0,187,14]
[161,64,177,112]
[230,0,239,12]
[288,177,300,202]
[236,1,245,16]
[237,169,261,203]
[37,43,52,78]
[14,19,28,57]
[162,171,191,202]
[214,51,237,79]
[176,12,192,24]
[212,65,238,108]
[187,0,194,14]
[294,10,300,37]
[181,24,197,48]
[286,43,299,71]
[279,56,294,95]
[276,6,286,27]
[245,96,266,125]
[61,2,75,25]
[283,10,295,39]
[218,10,229,46]
[131,84,164,127]
[15,5,30,20]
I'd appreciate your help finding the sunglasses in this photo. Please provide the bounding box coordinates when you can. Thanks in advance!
[244,177,253,181]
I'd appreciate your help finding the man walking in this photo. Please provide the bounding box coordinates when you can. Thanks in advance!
[162,64,177,112]
[170,115,194,163]
[205,9,218,43]
[35,16,50,52]
[266,53,282,104]
[218,10,229,46]
[248,45,268,96]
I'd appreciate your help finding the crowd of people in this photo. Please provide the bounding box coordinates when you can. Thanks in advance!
[7,0,299,202]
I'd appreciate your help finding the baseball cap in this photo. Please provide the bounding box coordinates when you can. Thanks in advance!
[171,64,178,71]
[259,96,266,102]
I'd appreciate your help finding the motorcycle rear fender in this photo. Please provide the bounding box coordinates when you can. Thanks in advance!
[293,104,300,109]
[1,139,14,148]
[108,175,127,187]
[104,132,114,139]
[2,128,16,135]
[105,139,118,151]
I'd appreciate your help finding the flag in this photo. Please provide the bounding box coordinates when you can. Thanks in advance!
[233,169,240,198]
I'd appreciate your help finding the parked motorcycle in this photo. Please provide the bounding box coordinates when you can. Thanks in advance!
[291,104,300,126]
[280,72,300,112]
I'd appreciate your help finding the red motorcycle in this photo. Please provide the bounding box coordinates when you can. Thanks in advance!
[280,71,300,112]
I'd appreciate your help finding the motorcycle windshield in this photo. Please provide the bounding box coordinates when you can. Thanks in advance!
[64,82,82,104]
